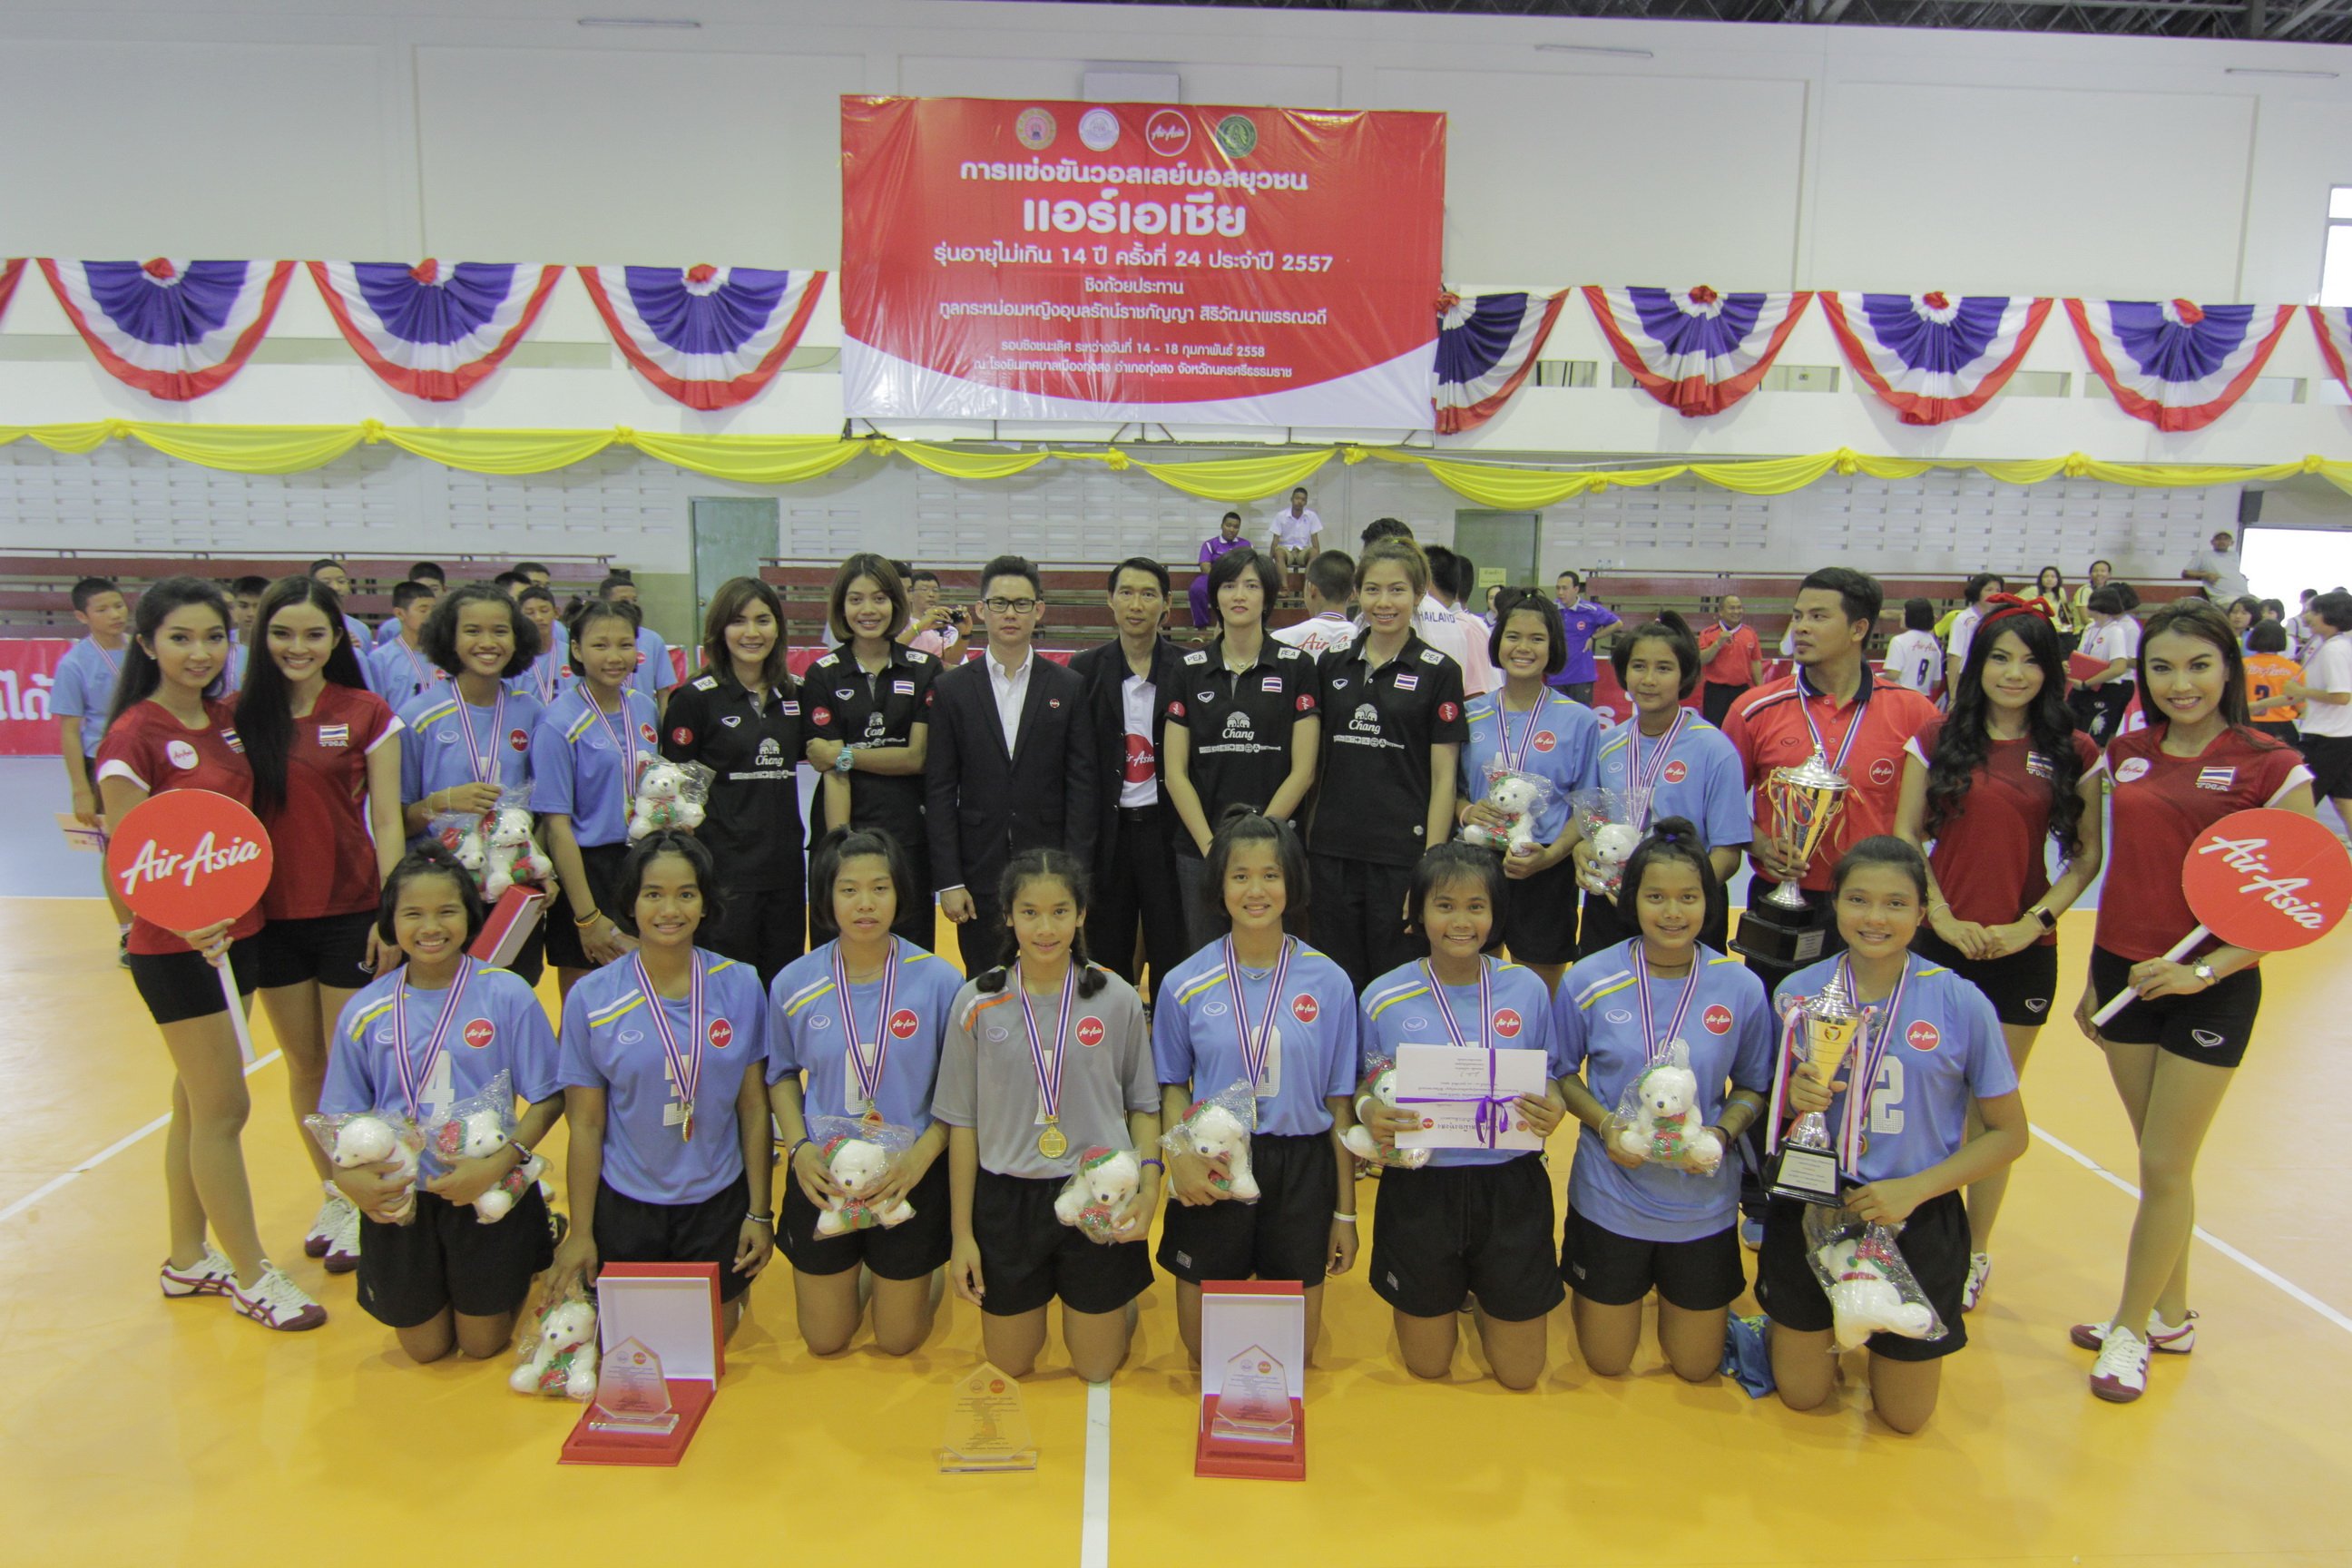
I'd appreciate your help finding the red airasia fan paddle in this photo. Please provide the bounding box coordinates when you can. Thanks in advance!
[105,790,275,1060]
[2092,808,2351,1026]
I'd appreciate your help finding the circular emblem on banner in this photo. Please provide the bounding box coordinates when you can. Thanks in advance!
[671,727,691,746]
[1014,108,1057,151]
[2180,807,2352,953]
[463,1018,496,1050]
[1492,1008,1523,1039]
[1906,1020,1941,1052]
[638,723,657,746]
[708,1018,734,1050]
[1870,757,1897,786]
[1663,760,1690,785]
[1145,108,1191,157]
[1533,730,1556,753]
[1703,1003,1733,1035]
[509,728,529,752]
[165,740,199,771]
[1214,113,1259,156]
[103,789,274,933]
[1078,106,1120,152]
[1075,1015,1106,1048]
[2114,757,2151,784]
[888,1007,920,1040]
[1291,994,1319,1024]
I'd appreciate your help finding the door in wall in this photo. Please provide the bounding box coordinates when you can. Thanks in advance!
[690,497,781,632]
[1451,511,1541,614]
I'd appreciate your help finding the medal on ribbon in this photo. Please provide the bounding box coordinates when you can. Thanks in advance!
[1221,936,1295,1097]
[452,688,506,788]
[393,957,476,1122]
[1632,941,1700,1065]
[835,937,898,1127]
[589,697,643,811]
[1837,952,1912,1170]
[634,952,706,1142]
[1018,961,1076,1160]
[1625,707,1690,832]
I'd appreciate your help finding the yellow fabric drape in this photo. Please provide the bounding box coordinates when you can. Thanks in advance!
[1,422,2345,500]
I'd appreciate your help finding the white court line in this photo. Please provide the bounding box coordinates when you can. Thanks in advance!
[2031,1121,2352,1338]
[0,1050,283,1226]
[1080,1380,1112,1568]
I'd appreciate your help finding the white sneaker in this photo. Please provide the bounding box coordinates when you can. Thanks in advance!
[303,1184,348,1259]
[2089,1325,2150,1403]
[1962,1252,1992,1313]
[2071,1309,2197,1355]
[228,1264,328,1332]
[159,1246,235,1298]
[321,1199,362,1276]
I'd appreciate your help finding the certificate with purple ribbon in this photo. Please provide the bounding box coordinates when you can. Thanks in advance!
[1390,1044,1545,1152]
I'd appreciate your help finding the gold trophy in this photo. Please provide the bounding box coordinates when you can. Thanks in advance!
[1732,748,1852,966]
[1767,970,1863,1204]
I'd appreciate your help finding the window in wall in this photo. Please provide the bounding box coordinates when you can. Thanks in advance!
[2323,186,2352,306]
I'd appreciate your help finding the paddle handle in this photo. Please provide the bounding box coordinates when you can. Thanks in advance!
[218,958,256,1065]
[2090,926,2208,1028]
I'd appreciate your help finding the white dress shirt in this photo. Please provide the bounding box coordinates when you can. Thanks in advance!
[987,647,1034,756]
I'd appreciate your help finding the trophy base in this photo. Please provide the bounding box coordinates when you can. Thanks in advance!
[1731,898,1830,969]
[1197,1395,1306,1480]
[1766,1144,1849,1207]
[560,1379,712,1466]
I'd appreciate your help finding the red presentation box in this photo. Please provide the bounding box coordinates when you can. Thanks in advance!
[1195,1279,1307,1481]
[470,887,545,967]
[560,1262,723,1467]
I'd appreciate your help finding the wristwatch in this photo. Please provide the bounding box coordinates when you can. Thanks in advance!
[2027,905,2056,933]
[2192,961,2218,987]
[831,746,856,775]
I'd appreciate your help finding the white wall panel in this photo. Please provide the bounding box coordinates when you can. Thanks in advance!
[899,56,1341,109]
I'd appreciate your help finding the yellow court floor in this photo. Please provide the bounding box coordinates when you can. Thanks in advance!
[2,897,2347,1568]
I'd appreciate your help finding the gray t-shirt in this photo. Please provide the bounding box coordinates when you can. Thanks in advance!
[933,968,1159,1181]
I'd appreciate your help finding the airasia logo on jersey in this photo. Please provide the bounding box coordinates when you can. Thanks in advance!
[1533,730,1556,753]
[638,723,657,746]
[812,707,832,727]
[1663,760,1689,785]
[462,1018,496,1050]
[1075,1015,1106,1048]
[888,1007,920,1040]
[1905,1020,1940,1052]
[1870,757,1897,786]
[1291,994,1319,1024]
[1438,701,1461,723]
[708,1019,734,1050]
[671,727,691,745]
[1702,1004,1732,1035]
[1123,733,1155,784]
[1491,1008,1523,1038]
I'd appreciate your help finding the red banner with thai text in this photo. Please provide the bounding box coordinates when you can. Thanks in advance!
[0,639,73,756]
[839,96,1445,426]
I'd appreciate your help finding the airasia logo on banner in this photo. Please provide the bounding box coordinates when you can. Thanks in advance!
[838,96,1446,426]
[2180,808,2352,952]
[104,789,275,932]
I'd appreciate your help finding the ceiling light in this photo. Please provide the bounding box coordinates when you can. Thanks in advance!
[2225,66,2338,78]
[1535,44,1655,58]
[578,17,704,29]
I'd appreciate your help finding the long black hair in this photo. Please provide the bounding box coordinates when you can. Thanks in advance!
[235,575,372,820]
[375,840,486,949]
[972,848,1110,999]
[2136,598,2284,749]
[1925,599,2085,859]
[1199,804,1310,936]
[107,576,231,728]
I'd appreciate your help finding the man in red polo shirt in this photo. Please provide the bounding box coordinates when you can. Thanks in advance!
[1724,566,1939,994]
[1697,593,1764,727]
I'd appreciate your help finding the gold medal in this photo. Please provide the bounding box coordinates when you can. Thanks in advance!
[682,1109,694,1144]
[1037,1119,1068,1160]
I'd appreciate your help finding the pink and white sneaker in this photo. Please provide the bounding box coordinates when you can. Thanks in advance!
[159,1246,235,1298]
[228,1264,328,1332]
[2070,1310,2198,1355]
[2089,1325,2151,1403]
[302,1185,347,1259]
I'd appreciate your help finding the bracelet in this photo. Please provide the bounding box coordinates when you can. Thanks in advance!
[789,1136,813,1161]
[1332,1210,1357,1224]
[573,907,603,926]
[747,1211,774,1227]
[1139,1158,1164,1174]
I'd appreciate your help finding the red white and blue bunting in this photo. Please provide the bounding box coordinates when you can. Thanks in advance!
[308,260,562,403]
[39,259,295,401]
[578,265,827,411]
[1819,292,2052,427]
[0,260,23,328]
[1433,289,1569,435]
[1583,286,1813,418]
[2064,299,2298,434]
[2309,305,2352,404]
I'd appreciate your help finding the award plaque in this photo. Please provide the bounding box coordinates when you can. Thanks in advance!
[1197,1281,1307,1480]
[1210,1348,1295,1445]
[1766,976,1862,1206]
[588,1338,679,1436]
[937,1363,1038,1473]
[1732,750,1849,968]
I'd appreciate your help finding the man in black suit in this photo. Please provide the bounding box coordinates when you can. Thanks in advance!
[1070,557,1189,1004]
[926,554,1098,974]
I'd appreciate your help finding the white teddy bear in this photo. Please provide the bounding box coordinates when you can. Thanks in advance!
[1612,1060,1723,1173]
[1340,1068,1432,1171]
[510,1299,600,1401]
[431,1109,549,1224]
[1181,1102,1261,1202]
[482,808,555,901]
[628,760,706,842]
[1816,1233,1937,1350]
[1053,1147,1142,1241]
[1586,822,1640,895]
[813,1135,917,1236]
[332,1115,421,1224]
[1463,774,1544,858]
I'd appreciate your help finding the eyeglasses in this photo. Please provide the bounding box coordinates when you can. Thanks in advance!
[983,597,1038,615]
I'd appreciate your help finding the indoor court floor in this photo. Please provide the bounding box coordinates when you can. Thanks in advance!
[4,769,2348,1565]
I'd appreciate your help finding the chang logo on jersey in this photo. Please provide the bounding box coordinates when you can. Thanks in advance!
[1222,711,1254,742]
[1348,703,1383,737]
[756,738,783,766]
[862,710,887,743]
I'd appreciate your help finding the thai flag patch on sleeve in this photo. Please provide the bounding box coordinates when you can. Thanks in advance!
[2196,767,2236,791]
[317,723,350,750]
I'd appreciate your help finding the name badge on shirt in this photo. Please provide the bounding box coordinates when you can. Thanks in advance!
[662,1101,689,1127]
[1250,1025,1282,1098]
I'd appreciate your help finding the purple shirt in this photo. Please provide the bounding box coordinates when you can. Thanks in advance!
[1548,599,1622,687]
[1190,534,1251,628]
